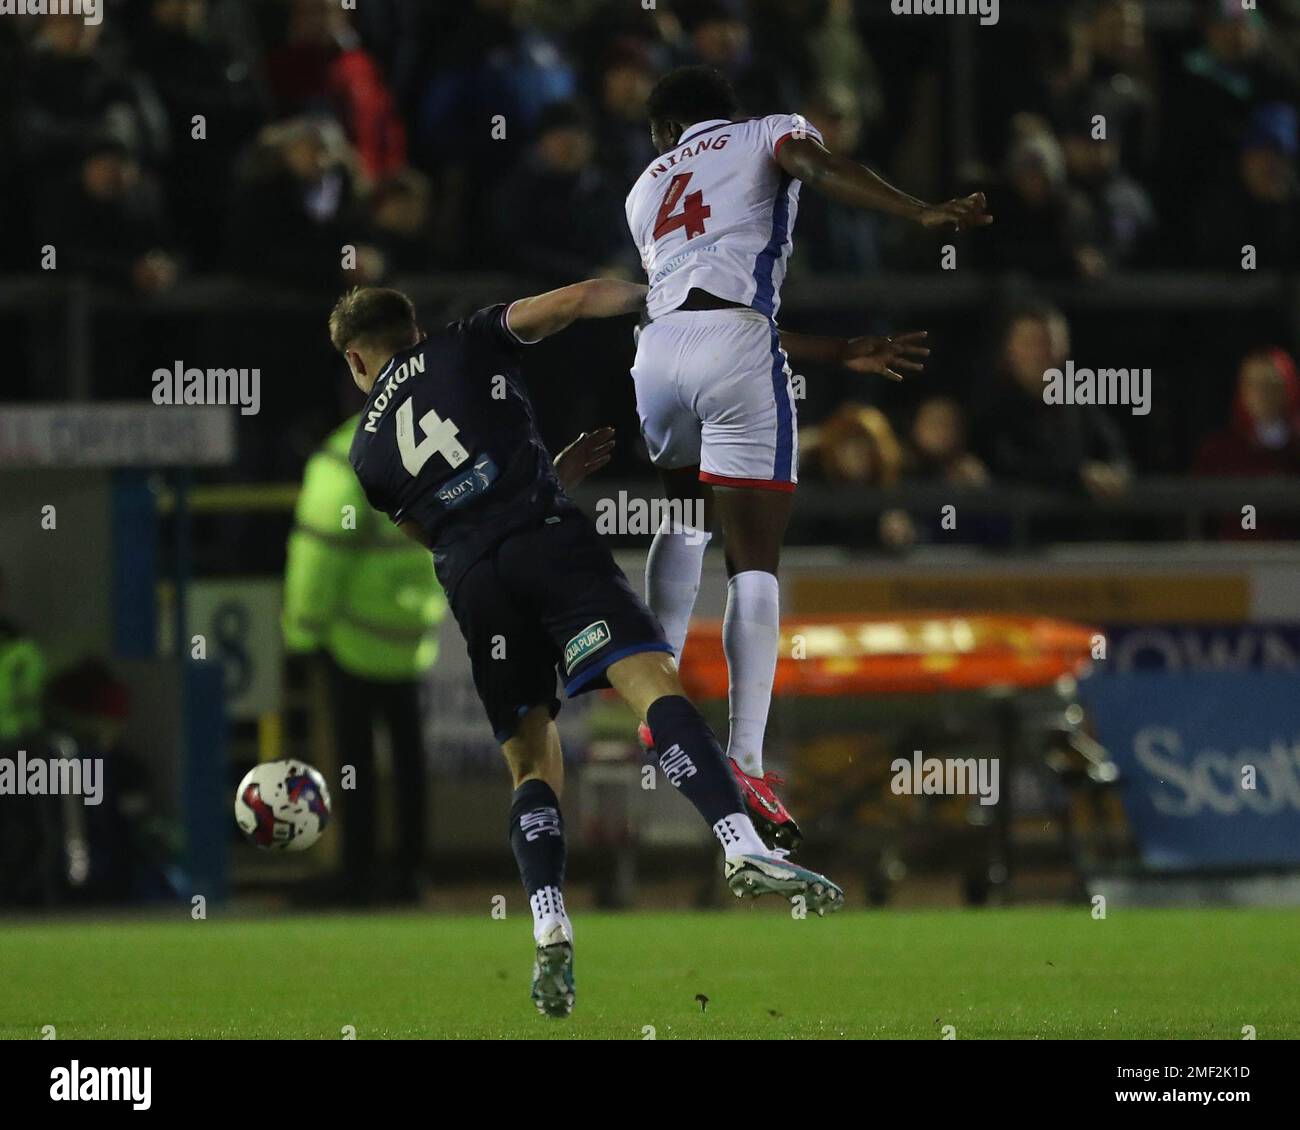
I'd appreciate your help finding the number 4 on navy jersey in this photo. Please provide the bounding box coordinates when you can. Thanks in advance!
[396,398,469,476]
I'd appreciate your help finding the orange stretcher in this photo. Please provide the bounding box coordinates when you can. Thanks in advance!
[675,613,1099,700]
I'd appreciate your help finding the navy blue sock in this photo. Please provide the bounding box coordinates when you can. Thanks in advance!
[508,779,566,898]
[646,695,746,827]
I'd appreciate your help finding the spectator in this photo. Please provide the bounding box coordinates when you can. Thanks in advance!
[417,0,577,130]
[335,0,435,111]
[1194,348,1300,539]
[13,14,166,179]
[980,18,1090,169]
[981,122,1101,279]
[801,0,884,132]
[1076,0,1157,176]
[804,402,903,487]
[791,84,884,273]
[974,303,1132,499]
[903,397,989,486]
[133,0,267,269]
[747,0,884,132]
[38,138,179,294]
[1189,103,1298,269]
[1163,0,1300,230]
[412,0,577,256]
[900,397,1011,546]
[592,39,659,188]
[983,2,1154,169]
[368,169,438,275]
[225,117,383,290]
[1195,348,1300,477]
[558,0,678,90]
[675,0,796,115]
[801,402,917,550]
[491,101,631,283]
[264,0,406,181]
[1059,110,1156,269]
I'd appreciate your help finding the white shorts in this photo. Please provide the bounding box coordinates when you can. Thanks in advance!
[630,308,798,491]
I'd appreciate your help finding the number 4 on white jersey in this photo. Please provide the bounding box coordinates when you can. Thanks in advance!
[396,398,469,476]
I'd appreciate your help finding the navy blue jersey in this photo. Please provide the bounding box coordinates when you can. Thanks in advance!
[348,304,576,594]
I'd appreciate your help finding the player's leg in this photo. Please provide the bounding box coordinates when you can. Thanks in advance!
[500,706,575,1018]
[645,465,713,661]
[713,482,793,778]
[605,649,841,913]
[692,313,802,849]
[382,678,426,902]
[505,509,840,912]
[631,317,712,663]
[325,657,378,904]
[449,550,574,1016]
[607,648,763,852]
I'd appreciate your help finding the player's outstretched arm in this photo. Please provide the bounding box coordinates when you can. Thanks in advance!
[506,279,648,343]
[781,330,930,383]
[776,138,992,231]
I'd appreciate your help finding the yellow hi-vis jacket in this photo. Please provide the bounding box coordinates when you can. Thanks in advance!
[0,627,44,740]
[282,417,444,681]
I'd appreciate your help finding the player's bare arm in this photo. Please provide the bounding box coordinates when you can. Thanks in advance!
[506,279,648,343]
[780,329,931,383]
[776,138,992,231]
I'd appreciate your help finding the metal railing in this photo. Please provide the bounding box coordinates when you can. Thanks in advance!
[156,475,1300,554]
[3,271,1297,400]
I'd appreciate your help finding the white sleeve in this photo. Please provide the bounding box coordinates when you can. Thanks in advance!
[763,113,824,158]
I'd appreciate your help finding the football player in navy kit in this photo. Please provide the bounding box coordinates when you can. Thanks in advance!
[330,281,842,1018]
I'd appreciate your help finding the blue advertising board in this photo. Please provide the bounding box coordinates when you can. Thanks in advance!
[1082,671,1300,870]
[1101,623,1300,674]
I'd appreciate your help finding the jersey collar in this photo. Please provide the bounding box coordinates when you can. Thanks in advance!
[678,119,732,145]
[364,350,405,408]
[366,354,398,399]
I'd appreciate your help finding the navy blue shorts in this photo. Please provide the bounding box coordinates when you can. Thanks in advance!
[448,509,671,743]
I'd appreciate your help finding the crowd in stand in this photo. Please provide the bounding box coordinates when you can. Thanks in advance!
[2,0,1298,518]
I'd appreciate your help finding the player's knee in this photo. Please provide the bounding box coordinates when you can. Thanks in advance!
[725,543,780,577]
[507,760,560,794]
[501,708,560,789]
[607,649,684,717]
[720,523,782,574]
[505,754,541,789]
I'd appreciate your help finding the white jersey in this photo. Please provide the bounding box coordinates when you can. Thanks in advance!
[625,114,822,321]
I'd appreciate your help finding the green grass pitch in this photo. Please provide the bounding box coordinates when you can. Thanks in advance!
[2,907,1296,1039]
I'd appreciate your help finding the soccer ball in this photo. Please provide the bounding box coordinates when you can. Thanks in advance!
[234,759,332,851]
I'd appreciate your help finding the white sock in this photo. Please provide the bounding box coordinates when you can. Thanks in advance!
[713,812,771,858]
[723,570,780,776]
[645,516,711,659]
[529,885,572,944]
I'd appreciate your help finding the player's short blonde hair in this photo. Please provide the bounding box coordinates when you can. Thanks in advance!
[328,287,418,354]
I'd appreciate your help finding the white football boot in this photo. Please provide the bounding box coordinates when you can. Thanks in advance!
[724,854,845,916]
[531,920,575,1018]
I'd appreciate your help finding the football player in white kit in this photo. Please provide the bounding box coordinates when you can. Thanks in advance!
[626,66,991,851]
